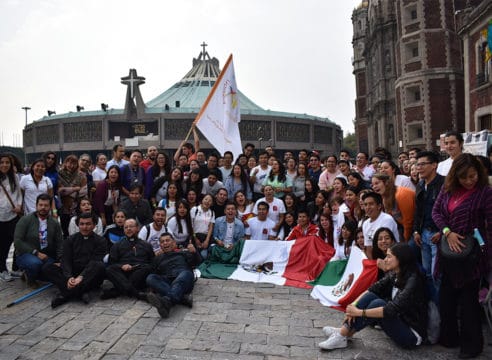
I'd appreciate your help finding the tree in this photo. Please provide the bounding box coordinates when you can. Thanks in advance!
[342,132,357,156]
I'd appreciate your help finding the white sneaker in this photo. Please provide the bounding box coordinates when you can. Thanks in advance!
[0,271,13,282]
[9,270,23,278]
[322,326,353,340]
[319,332,348,350]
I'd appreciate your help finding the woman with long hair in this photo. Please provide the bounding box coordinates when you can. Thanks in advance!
[277,211,297,240]
[166,200,193,247]
[183,168,203,200]
[145,151,171,201]
[344,186,359,222]
[19,159,55,215]
[285,157,298,182]
[68,197,104,236]
[262,159,292,199]
[151,166,184,207]
[331,177,348,200]
[94,165,122,228]
[42,151,59,194]
[225,164,252,201]
[303,177,319,209]
[332,220,357,261]
[58,155,87,236]
[432,153,492,358]
[308,190,330,223]
[409,163,419,187]
[191,194,215,259]
[317,213,334,246]
[292,162,307,203]
[379,160,415,191]
[233,190,254,225]
[372,227,397,279]
[157,181,182,221]
[319,243,427,350]
[0,154,23,281]
[283,193,299,219]
[103,209,127,249]
[371,173,415,242]
[347,171,370,193]
[185,189,198,209]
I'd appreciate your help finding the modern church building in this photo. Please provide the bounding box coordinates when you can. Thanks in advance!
[23,45,342,162]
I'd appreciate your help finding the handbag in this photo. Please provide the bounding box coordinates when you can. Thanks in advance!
[440,233,479,260]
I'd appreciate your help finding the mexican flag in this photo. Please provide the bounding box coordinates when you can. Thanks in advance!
[198,236,335,289]
[310,246,378,311]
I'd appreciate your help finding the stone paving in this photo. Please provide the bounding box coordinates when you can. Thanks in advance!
[0,277,491,360]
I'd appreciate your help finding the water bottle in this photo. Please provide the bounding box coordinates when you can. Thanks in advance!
[473,228,485,246]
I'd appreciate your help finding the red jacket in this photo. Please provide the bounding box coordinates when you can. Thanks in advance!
[286,223,319,240]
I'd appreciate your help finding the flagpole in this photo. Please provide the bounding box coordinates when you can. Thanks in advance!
[193,54,233,126]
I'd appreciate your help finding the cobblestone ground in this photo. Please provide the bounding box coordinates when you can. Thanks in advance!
[0,277,491,360]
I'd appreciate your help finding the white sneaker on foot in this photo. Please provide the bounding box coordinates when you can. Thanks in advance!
[0,271,13,282]
[319,332,348,350]
[9,270,23,278]
[322,326,353,340]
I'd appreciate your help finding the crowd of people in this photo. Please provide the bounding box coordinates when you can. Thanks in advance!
[0,129,491,358]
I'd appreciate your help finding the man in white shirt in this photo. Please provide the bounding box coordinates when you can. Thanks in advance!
[219,151,234,181]
[201,170,224,197]
[361,192,399,259]
[437,131,463,176]
[253,185,285,233]
[249,151,271,201]
[245,202,276,240]
[92,153,108,185]
[106,144,129,169]
[138,207,167,254]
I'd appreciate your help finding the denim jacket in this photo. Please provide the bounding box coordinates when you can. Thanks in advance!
[212,216,245,245]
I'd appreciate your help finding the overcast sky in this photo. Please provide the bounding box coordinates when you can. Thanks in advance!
[0,0,362,147]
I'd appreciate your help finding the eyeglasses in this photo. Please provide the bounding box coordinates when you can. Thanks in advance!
[415,161,432,167]
[47,156,55,160]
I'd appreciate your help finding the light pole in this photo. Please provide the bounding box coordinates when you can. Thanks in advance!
[21,106,30,168]
[21,106,31,126]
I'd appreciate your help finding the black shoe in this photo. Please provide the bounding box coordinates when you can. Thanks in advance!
[100,288,120,300]
[51,294,68,309]
[181,293,193,308]
[147,293,172,318]
[136,291,148,302]
[81,292,91,304]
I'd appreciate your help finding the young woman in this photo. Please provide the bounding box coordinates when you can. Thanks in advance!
[371,173,415,242]
[432,153,492,358]
[277,212,297,240]
[262,159,292,199]
[331,177,348,200]
[372,227,397,279]
[42,151,59,195]
[292,162,307,202]
[183,168,203,199]
[332,220,357,261]
[185,189,198,209]
[68,197,104,236]
[191,194,215,259]
[347,171,370,193]
[225,164,252,201]
[151,167,184,206]
[285,158,298,182]
[234,190,254,225]
[308,190,330,223]
[166,200,193,247]
[103,209,127,249]
[247,156,257,172]
[409,163,419,187]
[317,213,334,246]
[0,154,23,282]
[157,181,181,221]
[344,186,359,222]
[319,243,427,350]
[283,193,299,219]
[94,165,122,228]
[355,227,365,251]
[145,151,171,200]
[379,160,415,191]
[20,159,55,215]
[303,178,319,208]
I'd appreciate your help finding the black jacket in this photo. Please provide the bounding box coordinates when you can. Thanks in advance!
[368,271,428,339]
[62,232,107,278]
[108,236,154,266]
[413,174,444,234]
[150,249,199,278]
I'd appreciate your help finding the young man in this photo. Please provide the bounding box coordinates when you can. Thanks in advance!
[119,184,153,226]
[249,151,271,201]
[138,207,168,254]
[212,201,245,249]
[43,212,107,308]
[245,202,277,240]
[361,192,399,259]
[199,153,223,181]
[146,233,200,317]
[140,146,158,171]
[120,150,146,197]
[243,143,255,158]
[253,185,285,233]
[14,194,63,285]
[102,218,155,301]
[219,151,234,180]
[285,210,319,240]
[437,130,463,176]
[308,154,323,184]
[201,169,225,197]
[106,144,129,169]
[212,188,228,218]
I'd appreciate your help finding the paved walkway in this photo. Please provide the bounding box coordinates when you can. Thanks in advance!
[0,277,491,359]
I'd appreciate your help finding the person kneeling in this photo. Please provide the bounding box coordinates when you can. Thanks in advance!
[146,233,200,318]
[42,213,107,308]
[319,243,427,350]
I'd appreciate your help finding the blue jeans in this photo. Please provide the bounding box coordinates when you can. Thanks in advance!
[16,253,55,281]
[146,270,194,304]
[348,292,419,348]
[420,229,440,304]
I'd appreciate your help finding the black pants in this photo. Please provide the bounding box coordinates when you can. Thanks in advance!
[439,276,483,355]
[42,261,106,298]
[0,217,19,272]
[105,264,151,296]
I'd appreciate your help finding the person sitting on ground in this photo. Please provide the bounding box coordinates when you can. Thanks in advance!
[138,207,168,255]
[285,210,319,240]
[14,194,63,285]
[245,201,277,240]
[43,212,107,308]
[319,243,427,351]
[101,218,154,300]
[372,227,397,279]
[212,201,245,249]
[103,210,127,250]
[146,232,200,318]
[119,184,153,226]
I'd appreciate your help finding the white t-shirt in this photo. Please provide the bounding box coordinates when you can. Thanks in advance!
[250,165,271,194]
[167,216,191,246]
[332,203,349,242]
[92,167,107,182]
[190,205,215,234]
[20,175,53,214]
[68,216,104,237]
[437,157,453,176]
[245,217,276,240]
[395,174,415,191]
[253,197,285,224]
[138,222,168,253]
[201,179,224,196]
[362,211,400,247]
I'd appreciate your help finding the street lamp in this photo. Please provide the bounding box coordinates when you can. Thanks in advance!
[21,106,31,126]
